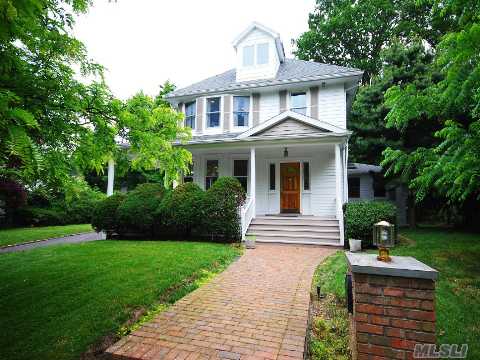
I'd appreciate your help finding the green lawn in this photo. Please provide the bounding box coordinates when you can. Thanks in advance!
[0,240,240,360]
[318,228,480,359]
[0,224,93,247]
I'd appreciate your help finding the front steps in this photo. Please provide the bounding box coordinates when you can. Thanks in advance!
[246,215,342,246]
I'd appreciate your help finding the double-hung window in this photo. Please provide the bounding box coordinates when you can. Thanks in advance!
[185,101,196,129]
[290,92,307,115]
[206,97,220,128]
[233,96,250,127]
[205,160,219,190]
[233,159,248,192]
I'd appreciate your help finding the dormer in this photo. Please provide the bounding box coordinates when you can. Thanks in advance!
[232,22,285,82]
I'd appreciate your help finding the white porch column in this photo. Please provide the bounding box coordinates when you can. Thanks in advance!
[250,147,256,218]
[335,144,345,245]
[335,144,343,214]
[107,158,115,196]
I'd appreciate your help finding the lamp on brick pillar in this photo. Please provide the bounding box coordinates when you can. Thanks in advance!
[373,221,395,262]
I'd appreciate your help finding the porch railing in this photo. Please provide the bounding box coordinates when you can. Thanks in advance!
[240,197,255,240]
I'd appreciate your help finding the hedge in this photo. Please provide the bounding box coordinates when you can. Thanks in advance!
[156,182,204,237]
[202,177,246,242]
[344,201,397,247]
[92,177,246,243]
[91,193,126,235]
[116,183,164,235]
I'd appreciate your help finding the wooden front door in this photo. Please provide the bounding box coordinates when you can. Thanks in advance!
[280,162,300,213]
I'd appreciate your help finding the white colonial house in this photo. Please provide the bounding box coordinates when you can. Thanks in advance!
[107,22,363,246]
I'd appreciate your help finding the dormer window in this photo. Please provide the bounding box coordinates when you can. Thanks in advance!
[233,96,250,127]
[290,92,307,115]
[243,45,254,66]
[242,43,270,67]
[257,43,269,65]
[206,97,221,128]
[185,101,196,129]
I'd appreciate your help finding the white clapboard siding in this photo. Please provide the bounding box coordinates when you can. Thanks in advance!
[317,84,347,129]
[259,91,280,123]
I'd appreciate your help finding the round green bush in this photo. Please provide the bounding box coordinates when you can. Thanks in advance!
[202,177,246,242]
[344,201,397,246]
[156,182,204,237]
[91,193,126,234]
[116,183,164,235]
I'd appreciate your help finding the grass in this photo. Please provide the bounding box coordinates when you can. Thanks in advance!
[317,228,480,359]
[309,256,351,360]
[0,240,241,360]
[0,224,93,247]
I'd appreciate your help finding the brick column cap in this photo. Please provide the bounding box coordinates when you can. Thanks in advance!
[346,253,438,280]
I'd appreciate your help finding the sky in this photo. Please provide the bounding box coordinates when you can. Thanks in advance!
[74,0,315,99]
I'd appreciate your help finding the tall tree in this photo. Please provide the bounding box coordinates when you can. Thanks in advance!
[349,41,440,165]
[294,0,438,82]
[0,1,190,192]
[382,0,480,225]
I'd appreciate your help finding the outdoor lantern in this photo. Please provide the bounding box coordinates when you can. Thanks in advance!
[283,147,289,158]
[373,220,395,262]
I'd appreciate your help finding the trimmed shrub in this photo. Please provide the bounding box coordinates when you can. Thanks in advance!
[17,207,67,226]
[63,189,106,224]
[156,183,204,237]
[344,201,397,246]
[91,193,126,234]
[202,177,246,242]
[116,183,164,235]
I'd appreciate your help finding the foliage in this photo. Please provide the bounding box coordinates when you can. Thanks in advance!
[344,201,397,246]
[0,177,27,225]
[294,0,437,82]
[0,224,93,247]
[381,0,480,209]
[116,183,164,235]
[0,1,191,194]
[318,228,480,357]
[91,193,126,234]
[202,177,246,242]
[349,41,440,165]
[0,241,240,360]
[17,206,67,226]
[156,182,204,237]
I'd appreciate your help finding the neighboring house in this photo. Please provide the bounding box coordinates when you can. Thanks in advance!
[163,22,363,246]
[347,163,408,226]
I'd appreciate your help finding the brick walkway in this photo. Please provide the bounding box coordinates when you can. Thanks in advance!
[106,244,336,360]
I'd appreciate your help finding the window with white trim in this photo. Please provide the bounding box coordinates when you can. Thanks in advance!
[205,160,219,190]
[290,92,307,115]
[233,159,248,192]
[206,97,220,128]
[243,45,254,66]
[256,43,269,65]
[185,101,196,129]
[233,96,250,127]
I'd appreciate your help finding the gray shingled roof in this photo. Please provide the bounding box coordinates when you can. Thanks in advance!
[167,59,363,98]
[347,163,382,175]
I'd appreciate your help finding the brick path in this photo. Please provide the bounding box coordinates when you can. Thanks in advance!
[106,243,335,360]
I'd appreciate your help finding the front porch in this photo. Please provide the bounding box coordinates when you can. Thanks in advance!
[185,141,347,245]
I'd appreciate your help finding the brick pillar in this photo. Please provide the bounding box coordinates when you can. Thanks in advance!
[346,253,438,360]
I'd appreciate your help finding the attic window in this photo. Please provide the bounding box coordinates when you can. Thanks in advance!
[257,43,269,65]
[243,45,254,66]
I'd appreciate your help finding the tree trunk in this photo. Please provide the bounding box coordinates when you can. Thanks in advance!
[407,191,416,228]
